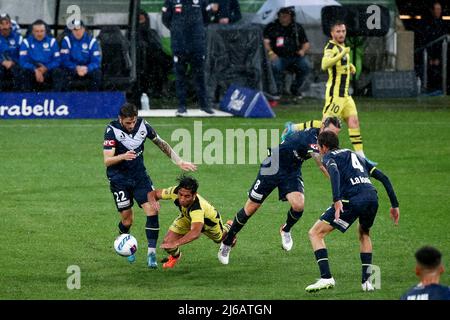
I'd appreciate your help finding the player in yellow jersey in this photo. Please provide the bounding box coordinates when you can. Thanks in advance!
[282,22,376,165]
[321,21,376,164]
[148,175,235,269]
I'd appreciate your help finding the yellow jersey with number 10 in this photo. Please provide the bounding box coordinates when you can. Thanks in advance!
[322,40,351,98]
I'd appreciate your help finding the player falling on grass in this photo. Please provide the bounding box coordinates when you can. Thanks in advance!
[282,21,376,165]
[305,130,399,293]
[103,103,196,268]
[218,117,341,265]
[148,175,235,269]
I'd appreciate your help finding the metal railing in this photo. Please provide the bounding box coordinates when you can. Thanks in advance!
[416,34,450,93]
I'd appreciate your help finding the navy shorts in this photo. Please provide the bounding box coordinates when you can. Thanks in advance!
[109,175,154,212]
[248,169,304,204]
[320,199,379,233]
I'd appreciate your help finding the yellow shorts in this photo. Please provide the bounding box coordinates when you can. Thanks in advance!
[322,96,358,121]
[169,215,224,243]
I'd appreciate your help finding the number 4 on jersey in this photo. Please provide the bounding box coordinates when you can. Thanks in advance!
[351,153,364,173]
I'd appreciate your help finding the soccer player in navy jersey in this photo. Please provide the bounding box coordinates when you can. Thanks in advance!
[305,130,399,292]
[218,117,341,265]
[103,103,196,268]
[401,246,450,300]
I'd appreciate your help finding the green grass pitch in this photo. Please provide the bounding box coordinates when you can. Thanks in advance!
[0,96,449,300]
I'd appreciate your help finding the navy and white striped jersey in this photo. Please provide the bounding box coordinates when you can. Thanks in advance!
[103,118,157,179]
[401,283,450,300]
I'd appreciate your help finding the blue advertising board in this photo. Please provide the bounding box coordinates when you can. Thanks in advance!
[0,92,126,119]
[219,85,275,118]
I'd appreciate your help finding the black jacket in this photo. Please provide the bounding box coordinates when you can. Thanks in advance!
[210,0,242,24]
[162,0,211,54]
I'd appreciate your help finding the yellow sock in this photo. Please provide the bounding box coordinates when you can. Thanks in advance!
[293,120,322,131]
[348,128,364,152]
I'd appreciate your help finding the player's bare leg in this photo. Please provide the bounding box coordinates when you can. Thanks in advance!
[358,224,375,291]
[306,220,336,292]
[280,192,305,251]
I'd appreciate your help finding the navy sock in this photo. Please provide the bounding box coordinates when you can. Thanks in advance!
[360,252,373,283]
[283,208,303,232]
[145,215,159,249]
[223,208,249,246]
[118,221,130,234]
[314,248,332,279]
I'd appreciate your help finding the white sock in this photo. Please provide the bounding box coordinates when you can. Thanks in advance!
[147,247,156,255]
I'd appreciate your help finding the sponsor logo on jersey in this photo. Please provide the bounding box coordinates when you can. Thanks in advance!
[103,140,116,147]
[350,176,372,185]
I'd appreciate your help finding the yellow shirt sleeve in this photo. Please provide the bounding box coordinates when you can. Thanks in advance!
[161,186,178,200]
[321,47,347,71]
[190,209,205,224]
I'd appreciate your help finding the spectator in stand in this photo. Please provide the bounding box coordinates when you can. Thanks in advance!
[263,7,311,100]
[0,13,21,37]
[137,9,172,99]
[19,19,63,92]
[210,0,242,24]
[0,14,23,90]
[162,0,215,116]
[421,1,449,93]
[60,20,102,91]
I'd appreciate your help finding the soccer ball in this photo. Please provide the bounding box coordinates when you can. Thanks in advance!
[114,234,138,257]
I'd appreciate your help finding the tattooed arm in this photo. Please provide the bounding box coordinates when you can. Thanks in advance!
[152,136,197,171]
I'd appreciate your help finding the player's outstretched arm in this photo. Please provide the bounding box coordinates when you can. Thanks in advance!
[152,136,197,171]
[371,168,400,225]
[160,222,203,249]
[294,120,322,131]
